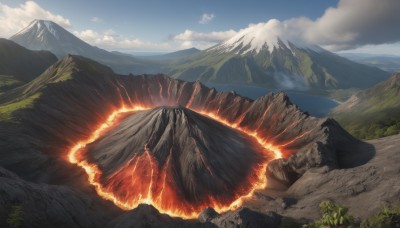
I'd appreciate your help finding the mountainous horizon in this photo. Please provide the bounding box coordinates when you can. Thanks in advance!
[339,52,400,73]
[10,19,164,75]
[9,19,390,92]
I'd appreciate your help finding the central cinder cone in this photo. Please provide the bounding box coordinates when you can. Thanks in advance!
[84,106,267,203]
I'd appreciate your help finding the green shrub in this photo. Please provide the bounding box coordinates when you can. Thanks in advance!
[361,205,400,228]
[6,204,23,228]
[304,200,356,228]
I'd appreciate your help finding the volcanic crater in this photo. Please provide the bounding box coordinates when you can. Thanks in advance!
[1,56,364,221]
[78,105,272,217]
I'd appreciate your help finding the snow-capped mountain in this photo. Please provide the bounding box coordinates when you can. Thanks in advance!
[11,20,101,58]
[10,20,162,74]
[169,25,389,90]
[209,21,321,55]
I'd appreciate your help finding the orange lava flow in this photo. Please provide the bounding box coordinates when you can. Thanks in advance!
[67,105,284,219]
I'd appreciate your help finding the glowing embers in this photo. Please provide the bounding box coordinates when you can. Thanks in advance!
[68,106,282,219]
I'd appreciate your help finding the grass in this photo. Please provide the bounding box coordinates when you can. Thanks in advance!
[361,205,400,228]
[0,75,23,91]
[336,111,400,140]
[0,93,40,121]
[330,74,400,140]
[6,204,23,228]
[283,202,400,228]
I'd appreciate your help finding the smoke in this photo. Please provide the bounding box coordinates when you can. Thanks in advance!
[272,72,309,91]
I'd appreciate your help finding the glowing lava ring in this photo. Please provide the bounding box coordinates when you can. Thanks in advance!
[68,104,282,219]
[61,76,316,219]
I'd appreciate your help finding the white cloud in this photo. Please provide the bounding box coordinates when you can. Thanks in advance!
[302,0,400,50]
[199,13,214,24]
[258,0,400,51]
[173,29,237,49]
[1,0,398,53]
[74,29,171,51]
[0,1,71,38]
[181,0,400,52]
[91,17,102,23]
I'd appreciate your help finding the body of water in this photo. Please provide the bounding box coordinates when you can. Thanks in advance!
[205,83,339,117]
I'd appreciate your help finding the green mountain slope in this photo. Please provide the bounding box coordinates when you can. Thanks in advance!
[0,38,57,90]
[331,73,400,139]
[169,41,389,90]
[0,55,112,120]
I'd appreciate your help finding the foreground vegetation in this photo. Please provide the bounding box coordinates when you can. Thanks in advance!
[6,204,23,228]
[281,201,400,228]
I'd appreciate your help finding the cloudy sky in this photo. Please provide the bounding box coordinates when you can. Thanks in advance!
[1,0,400,55]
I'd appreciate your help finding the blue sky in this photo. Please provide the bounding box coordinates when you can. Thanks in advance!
[1,0,400,55]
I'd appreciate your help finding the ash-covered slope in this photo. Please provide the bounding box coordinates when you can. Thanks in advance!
[85,106,265,207]
[0,166,117,228]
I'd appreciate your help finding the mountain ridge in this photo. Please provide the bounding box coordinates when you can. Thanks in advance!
[331,72,400,139]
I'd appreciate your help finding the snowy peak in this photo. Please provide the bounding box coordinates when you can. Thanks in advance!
[12,20,63,41]
[210,20,322,55]
[10,19,100,59]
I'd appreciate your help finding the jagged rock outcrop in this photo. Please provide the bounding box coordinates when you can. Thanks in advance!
[209,207,281,228]
[199,207,219,223]
[108,204,209,228]
[0,166,117,228]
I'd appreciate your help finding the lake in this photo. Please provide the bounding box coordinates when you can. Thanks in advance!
[205,83,339,117]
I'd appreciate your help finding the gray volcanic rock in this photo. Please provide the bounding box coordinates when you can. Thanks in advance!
[210,207,281,228]
[242,134,400,222]
[85,106,265,204]
[108,204,210,228]
[0,166,117,228]
[199,207,219,223]
[266,118,371,186]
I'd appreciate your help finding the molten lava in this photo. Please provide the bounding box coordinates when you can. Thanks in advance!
[68,104,284,219]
